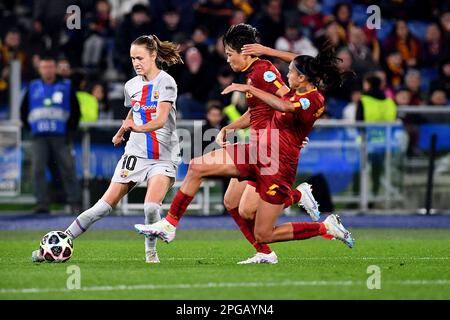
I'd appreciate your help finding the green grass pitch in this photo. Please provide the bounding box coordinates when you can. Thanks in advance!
[1,229,450,300]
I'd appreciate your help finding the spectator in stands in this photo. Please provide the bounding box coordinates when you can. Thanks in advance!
[439,10,450,58]
[0,28,29,80]
[177,47,214,119]
[253,0,285,48]
[331,2,354,44]
[194,0,234,38]
[347,26,379,75]
[327,47,359,105]
[72,70,99,123]
[20,55,81,214]
[201,100,227,154]
[230,9,248,26]
[296,0,325,39]
[420,23,444,68]
[274,22,318,56]
[383,20,421,68]
[109,0,148,22]
[56,57,72,79]
[404,69,424,105]
[209,36,229,77]
[395,89,412,106]
[430,58,450,94]
[201,100,230,213]
[342,88,362,122]
[374,69,395,100]
[429,89,448,106]
[83,0,115,72]
[356,74,397,198]
[24,19,50,62]
[32,0,74,51]
[384,51,405,89]
[208,65,235,107]
[115,4,153,78]
[91,81,113,120]
[156,7,182,42]
[191,26,212,59]
[315,21,346,50]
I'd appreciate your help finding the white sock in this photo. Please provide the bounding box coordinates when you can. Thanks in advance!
[144,202,161,253]
[65,199,112,239]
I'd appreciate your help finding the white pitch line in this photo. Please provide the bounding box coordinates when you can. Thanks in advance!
[83,256,450,261]
[1,280,450,294]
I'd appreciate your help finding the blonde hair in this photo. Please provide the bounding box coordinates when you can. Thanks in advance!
[132,34,183,66]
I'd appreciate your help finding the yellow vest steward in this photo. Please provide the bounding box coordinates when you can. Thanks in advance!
[361,95,397,122]
[77,91,99,122]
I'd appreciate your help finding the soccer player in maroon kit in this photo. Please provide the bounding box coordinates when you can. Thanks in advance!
[135,41,355,250]
[217,24,321,264]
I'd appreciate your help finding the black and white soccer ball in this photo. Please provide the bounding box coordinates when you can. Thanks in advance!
[40,231,73,263]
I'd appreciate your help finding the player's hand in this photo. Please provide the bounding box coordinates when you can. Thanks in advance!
[112,134,124,146]
[241,44,269,57]
[221,83,249,95]
[122,119,135,131]
[215,128,231,147]
[301,137,309,149]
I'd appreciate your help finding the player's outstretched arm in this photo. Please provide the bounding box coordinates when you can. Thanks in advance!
[215,110,250,147]
[241,44,297,63]
[112,109,133,146]
[222,83,295,113]
[123,102,171,133]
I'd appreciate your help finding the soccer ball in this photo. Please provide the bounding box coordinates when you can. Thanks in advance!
[40,231,73,263]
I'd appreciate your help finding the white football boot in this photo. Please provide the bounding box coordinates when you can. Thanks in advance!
[31,249,45,262]
[145,250,160,263]
[237,251,278,264]
[135,218,176,243]
[323,214,354,248]
[296,183,321,221]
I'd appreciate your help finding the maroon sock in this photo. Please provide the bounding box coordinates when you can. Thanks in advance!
[228,208,272,254]
[166,191,194,227]
[283,189,302,208]
[291,222,326,240]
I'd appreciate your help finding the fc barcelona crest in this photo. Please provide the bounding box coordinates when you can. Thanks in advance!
[153,90,159,100]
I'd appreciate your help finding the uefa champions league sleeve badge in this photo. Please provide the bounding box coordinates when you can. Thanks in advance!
[263,71,276,82]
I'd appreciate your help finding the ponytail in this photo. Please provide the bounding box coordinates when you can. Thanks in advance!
[132,35,183,67]
[152,34,184,66]
[292,39,353,91]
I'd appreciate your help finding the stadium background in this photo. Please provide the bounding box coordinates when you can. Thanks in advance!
[0,0,450,301]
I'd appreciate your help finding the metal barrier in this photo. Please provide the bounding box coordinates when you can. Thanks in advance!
[77,119,406,213]
[4,106,450,213]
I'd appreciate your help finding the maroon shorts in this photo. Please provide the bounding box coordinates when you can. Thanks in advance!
[247,180,257,188]
[225,143,296,205]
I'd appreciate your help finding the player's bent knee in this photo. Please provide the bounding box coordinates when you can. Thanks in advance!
[187,161,202,177]
[223,194,239,211]
[238,206,255,219]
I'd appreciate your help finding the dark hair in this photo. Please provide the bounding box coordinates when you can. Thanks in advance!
[39,53,57,62]
[363,74,382,91]
[292,40,351,91]
[131,4,148,14]
[207,100,223,112]
[132,34,183,67]
[222,23,259,53]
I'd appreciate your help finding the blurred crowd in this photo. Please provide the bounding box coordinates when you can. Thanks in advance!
[1,0,449,122]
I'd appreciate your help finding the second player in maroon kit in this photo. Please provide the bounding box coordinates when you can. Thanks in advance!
[229,87,325,205]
